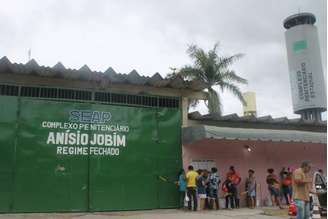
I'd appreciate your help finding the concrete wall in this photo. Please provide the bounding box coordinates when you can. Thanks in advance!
[182,139,326,206]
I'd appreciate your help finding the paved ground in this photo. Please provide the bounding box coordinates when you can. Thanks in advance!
[0,208,292,219]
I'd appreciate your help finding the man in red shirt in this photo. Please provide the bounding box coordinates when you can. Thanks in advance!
[226,166,242,208]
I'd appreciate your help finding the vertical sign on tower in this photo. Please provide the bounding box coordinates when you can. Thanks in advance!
[283,13,326,121]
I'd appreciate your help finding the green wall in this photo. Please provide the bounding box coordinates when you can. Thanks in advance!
[0,96,181,212]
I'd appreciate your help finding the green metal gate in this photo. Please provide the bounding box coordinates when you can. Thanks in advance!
[0,95,181,212]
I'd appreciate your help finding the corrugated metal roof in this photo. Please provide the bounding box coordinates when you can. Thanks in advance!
[188,111,326,126]
[183,125,327,144]
[0,56,207,91]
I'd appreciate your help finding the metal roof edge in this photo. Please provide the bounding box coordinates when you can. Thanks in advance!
[0,56,205,92]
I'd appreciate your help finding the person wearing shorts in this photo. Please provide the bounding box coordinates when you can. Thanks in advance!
[245,169,256,208]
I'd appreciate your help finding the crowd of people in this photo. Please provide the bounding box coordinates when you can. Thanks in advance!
[177,165,244,211]
[266,167,293,209]
[176,161,326,219]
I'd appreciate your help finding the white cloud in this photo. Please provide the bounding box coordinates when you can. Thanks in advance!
[0,0,326,118]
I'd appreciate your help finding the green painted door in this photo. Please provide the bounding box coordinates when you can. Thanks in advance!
[0,96,17,212]
[0,96,181,212]
[88,104,182,211]
[88,105,159,211]
[156,108,181,208]
[13,99,89,212]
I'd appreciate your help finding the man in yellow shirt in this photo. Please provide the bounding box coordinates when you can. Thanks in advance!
[292,161,312,219]
[186,165,199,211]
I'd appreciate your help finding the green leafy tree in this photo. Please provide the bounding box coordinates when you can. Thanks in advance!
[169,43,247,114]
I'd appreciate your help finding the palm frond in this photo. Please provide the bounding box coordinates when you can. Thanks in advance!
[178,66,209,83]
[187,45,212,79]
[217,53,244,70]
[219,70,248,84]
[221,82,246,106]
[205,44,220,83]
[167,42,247,113]
[208,43,219,62]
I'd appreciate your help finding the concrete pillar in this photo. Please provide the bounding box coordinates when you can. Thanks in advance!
[182,97,189,127]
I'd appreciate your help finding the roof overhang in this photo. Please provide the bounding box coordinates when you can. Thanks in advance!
[183,125,327,144]
[0,56,208,99]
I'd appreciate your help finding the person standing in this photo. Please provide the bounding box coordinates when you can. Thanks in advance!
[245,169,256,208]
[177,169,186,208]
[227,166,241,208]
[280,168,292,205]
[196,169,207,210]
[222,176,235,209]
[202,170,210,209]
[209,167,220,210]
[186,165,198,211]
[279,167,287,203]
[266,168,283,209]
[292,161,312,219]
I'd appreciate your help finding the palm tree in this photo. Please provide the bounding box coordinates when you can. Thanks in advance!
[170,43,247,115]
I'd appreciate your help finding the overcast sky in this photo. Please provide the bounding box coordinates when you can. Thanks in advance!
[1,0,326,118]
